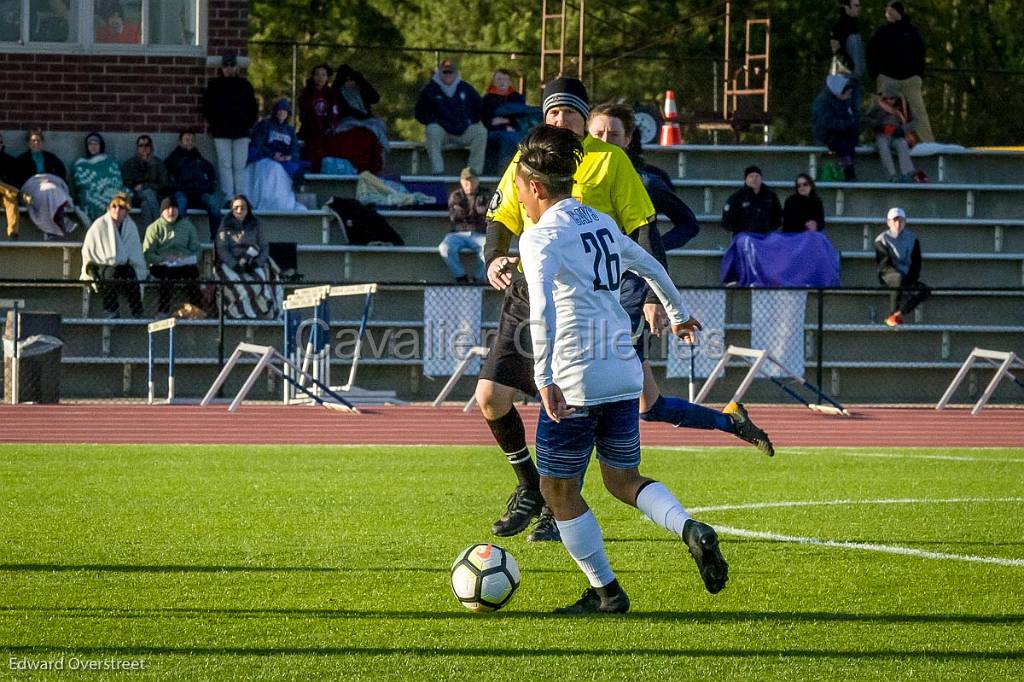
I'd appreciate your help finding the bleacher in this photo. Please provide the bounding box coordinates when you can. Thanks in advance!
[2,137,1023,404]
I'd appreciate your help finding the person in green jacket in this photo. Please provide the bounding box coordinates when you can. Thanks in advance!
[143,197,203,316]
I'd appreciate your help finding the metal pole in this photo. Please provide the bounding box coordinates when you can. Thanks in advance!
[147,326,154,405]
[167,325,175,403]
[291,44,298,112]
[816,288,825,404]
[10,302,18,405]
[217,283,226,398]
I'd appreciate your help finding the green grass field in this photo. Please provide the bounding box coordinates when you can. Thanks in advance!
[1,444,1022,680]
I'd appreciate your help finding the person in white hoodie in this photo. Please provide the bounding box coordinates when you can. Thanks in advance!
[81,192,147,318]
[516,125,729,615]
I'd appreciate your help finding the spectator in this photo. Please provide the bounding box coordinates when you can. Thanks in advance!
[782,173,826,232]
[246,99,309,211]
[70,132,129,222]
[80,193,146,318]
[722,165,782,234]
[812,74,860,181]
[249,98,303,180]
[12,128,65,186]
[481,69,527,175]
[414,58,486,176]
[121,134,172,231]
[30,0,70,42]
[143,197,202,316]
[95,7,140,43]
[830,0,866,126]
[867,1,933,143]
[216,194,279,319]
[865,87,918,182]
[202,51,259,198]
[13,129,81,240]
[1,132,19,238]
[589,102,701,250]
[439,167,489,283]
[875,206,930,327]
[326,63,389,173]
[165,130,222,239]
[297,64,339,172]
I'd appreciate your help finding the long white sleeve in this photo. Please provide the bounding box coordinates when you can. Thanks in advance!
[617,237,689,324]
[520,228,560,390]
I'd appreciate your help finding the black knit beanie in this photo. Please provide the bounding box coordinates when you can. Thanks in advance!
[744,165,763,179]
[542,77,590,118]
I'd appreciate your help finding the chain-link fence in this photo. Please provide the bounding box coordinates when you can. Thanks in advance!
[3,280,1022,405]
[247,37,1024,147]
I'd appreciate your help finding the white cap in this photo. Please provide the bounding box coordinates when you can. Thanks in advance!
[887,207,906,221]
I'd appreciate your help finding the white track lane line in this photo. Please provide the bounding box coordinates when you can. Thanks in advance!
[688,498,1024,567]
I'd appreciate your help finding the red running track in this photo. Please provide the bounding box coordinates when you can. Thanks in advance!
[0,404,1021,447]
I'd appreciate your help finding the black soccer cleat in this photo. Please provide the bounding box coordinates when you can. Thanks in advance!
[724,401,775,457]
[526,506,561,542]
[491,485,544,537]
[682,518,729,594]
[553,586,630,615]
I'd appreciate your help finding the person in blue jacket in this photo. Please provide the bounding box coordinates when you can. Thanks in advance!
[414,58,487,176]
[249,98,305,181]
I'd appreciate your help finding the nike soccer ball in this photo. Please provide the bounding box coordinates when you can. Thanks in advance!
[450,543,520,612]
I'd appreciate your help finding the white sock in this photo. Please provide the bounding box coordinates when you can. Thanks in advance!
[636,481,691,537]
[555,510,615,588]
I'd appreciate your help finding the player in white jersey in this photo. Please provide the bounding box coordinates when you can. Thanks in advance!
[515,125,728,614]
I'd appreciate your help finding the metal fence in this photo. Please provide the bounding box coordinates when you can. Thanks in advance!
[248,38,1024,147]
[2,279,1023,405]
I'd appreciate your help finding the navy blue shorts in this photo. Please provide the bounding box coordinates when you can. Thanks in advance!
[535,398,641,479]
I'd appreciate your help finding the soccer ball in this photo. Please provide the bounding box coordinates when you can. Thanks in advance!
[450,543,521,612]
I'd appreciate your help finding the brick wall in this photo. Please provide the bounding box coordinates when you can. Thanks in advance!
[0,0,248,134]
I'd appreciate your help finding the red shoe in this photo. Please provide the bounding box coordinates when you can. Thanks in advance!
[885,312,904,327]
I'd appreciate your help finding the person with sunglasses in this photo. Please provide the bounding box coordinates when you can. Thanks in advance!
[80,193,146,318]
[122,134,172,231]
[782,173,826,232]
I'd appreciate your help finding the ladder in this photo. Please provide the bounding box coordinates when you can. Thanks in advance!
[721,1,771,138]
[540,0,584,85]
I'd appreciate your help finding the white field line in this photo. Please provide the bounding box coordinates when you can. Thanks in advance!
[650,447,1024,463]
[690,497,1024,514]
[716,524,1024,568]
[689,498,1024,567]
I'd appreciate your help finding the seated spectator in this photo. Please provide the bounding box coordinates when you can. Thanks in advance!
[216,195,280,319]
[782,173,826,232]
[590,103,701,250]
[297,64,340,172]
[722,166,782,235]
[95,7,140,43]
[165,130,222,239]
[875,206,930,327]
[414,58,486,176]
[14,128,82,240]
[246,99,309,211]
[249,98,304,180]
[439,167,489,283]
[1,132,19,238]
[143,198,202,316]
[332,63,389,160]
[12,128,66,187]
[80,193,146,318]
[70,132,129,222]
[121,134,172,231]
[865,87,918,182]
[812,74,860,181]
[482,69,527,175]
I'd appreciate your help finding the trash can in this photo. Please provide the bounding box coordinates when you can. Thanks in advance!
[3,310,63,404]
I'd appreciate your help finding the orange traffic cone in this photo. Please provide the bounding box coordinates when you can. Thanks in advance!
[659,89,683,146]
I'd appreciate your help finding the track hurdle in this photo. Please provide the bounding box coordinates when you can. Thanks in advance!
[695,345,850,416]
[147,317,176,405]
[200,342,357,413]
[432,345,490,411]
[283,283,388,406]
[936,347,1024,415]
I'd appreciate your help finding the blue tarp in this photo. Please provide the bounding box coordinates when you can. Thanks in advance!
[720,231,841,287]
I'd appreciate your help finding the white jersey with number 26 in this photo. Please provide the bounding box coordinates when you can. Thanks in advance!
[520,197,690,406]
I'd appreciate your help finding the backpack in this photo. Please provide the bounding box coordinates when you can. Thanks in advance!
[325,196,405,246]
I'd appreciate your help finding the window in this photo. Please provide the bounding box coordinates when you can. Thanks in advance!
[1,0,203,52]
